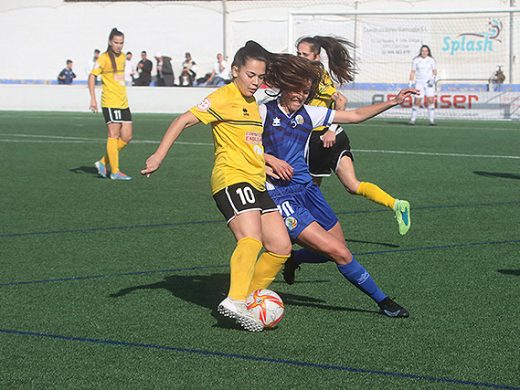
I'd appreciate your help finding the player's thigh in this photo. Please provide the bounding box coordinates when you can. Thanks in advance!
[228,210,263,241]
[296,221,351,264]
[335,156,360,193]
[260,211,292,255]
[106,122,122,138]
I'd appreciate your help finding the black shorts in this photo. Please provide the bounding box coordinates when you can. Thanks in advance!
[213,182,279,224]
[102,107,132,124]
[305,126,353,177]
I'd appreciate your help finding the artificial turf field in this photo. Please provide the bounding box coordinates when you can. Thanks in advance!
[0,111,519,389]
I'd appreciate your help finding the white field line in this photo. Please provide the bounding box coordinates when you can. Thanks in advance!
[0,133,519,159]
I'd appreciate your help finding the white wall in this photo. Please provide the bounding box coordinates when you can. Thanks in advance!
[0,0,517,83]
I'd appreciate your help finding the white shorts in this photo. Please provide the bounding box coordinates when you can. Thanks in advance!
[415,80,435,98]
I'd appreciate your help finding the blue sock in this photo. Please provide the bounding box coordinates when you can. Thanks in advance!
[337,257,387,303]
[292,248,330,265]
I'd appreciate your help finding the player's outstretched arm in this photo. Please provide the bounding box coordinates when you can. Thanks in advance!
[333,88,418,124]
[141,111,200,177]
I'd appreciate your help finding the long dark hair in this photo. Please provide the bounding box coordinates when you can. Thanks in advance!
[417,44,433,58]
[231,41,323,102]
[266,54,323,102]
[106,28,124,73]
[296,35,355,85]
[231,40,272,69]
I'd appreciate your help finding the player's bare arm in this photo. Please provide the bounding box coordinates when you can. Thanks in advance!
[333,88,418,124]
[141,111,200,176]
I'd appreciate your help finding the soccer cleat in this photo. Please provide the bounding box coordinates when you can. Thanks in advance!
[94,161,107,178]
[218,297,264,332]
[282,252,300,285]
[110,172,132,181]
[378,297,409,318]
[394,199,411,236]
[429,121,437,126]
[408,120,416,126]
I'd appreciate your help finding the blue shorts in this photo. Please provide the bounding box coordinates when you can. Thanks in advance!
[268,183,338,241]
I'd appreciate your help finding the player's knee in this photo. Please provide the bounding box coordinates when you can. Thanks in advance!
[265,240,292,257]
[328,245,353,265]
[122,135,133,143]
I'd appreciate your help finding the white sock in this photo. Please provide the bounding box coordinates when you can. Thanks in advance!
[428,104,435,122]
[411,106,418,122]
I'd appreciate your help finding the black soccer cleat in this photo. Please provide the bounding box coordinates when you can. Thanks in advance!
[283,252,300,285]
[378,297,409,318]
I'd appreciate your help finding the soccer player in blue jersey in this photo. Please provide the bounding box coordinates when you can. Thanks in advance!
[260,55,417,317]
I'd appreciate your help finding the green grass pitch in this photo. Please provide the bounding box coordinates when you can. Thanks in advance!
[0,111,519,389]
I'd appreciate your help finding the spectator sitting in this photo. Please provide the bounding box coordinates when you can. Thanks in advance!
[205,53,231,86]
[57,60,76,84]
[179,52,197,86]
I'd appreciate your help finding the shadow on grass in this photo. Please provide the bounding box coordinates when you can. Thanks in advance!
[497,269,520,276]
[473,171,520,180]
[69,166,99,176]
[110,273,377,329]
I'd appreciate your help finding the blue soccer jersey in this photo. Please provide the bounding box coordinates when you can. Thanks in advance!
[260,100,335,187]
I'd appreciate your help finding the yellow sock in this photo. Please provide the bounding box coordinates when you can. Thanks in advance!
[106,137,119,174]
[100,155,108,165]
[248,251,289,295]
[117,139,128,151]
[228,237,263,301]
[356,181,396,209]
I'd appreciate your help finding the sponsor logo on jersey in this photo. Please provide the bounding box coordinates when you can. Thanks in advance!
[242,108,250,117]
[272,117,281,127]
[197,97,211,111]
[442,18,502,56]
[285,217,298,231]
[245,132,262,145]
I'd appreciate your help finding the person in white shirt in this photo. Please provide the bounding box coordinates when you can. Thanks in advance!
[408,45,437,126]
[206,53,231,86]
[124,52,136,86]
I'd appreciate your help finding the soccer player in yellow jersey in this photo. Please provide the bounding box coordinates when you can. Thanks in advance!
[141,42,294,332]
[89,28,133,181]
[296,36,411,236]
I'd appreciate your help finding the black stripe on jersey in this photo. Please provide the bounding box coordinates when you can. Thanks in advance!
[226,120,263,127]
[208,108,224,121]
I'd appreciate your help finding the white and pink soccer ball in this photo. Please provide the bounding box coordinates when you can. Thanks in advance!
[246,289,285,328]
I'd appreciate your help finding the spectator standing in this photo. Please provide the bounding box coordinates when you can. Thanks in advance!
[179,52,197,86]
[57,60,76,84]
[124,52,136,86]
[155,53,174,87]
[205,53,231,86]
[135,51,153,86]
[85,49,101,85]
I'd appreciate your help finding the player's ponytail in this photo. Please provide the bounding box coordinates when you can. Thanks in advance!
[106,27,124,73]
[297,35,355,85]
[265,54,323,103]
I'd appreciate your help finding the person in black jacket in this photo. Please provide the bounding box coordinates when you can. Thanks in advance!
[155,52,174,86]
[135,51,153,86]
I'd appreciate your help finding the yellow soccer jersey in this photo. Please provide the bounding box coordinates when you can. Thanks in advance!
[91,52,128,109]
[308,70,337,131]
[189,82,266,194]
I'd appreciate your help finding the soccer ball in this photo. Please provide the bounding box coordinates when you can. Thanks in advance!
[246,289,285,328]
